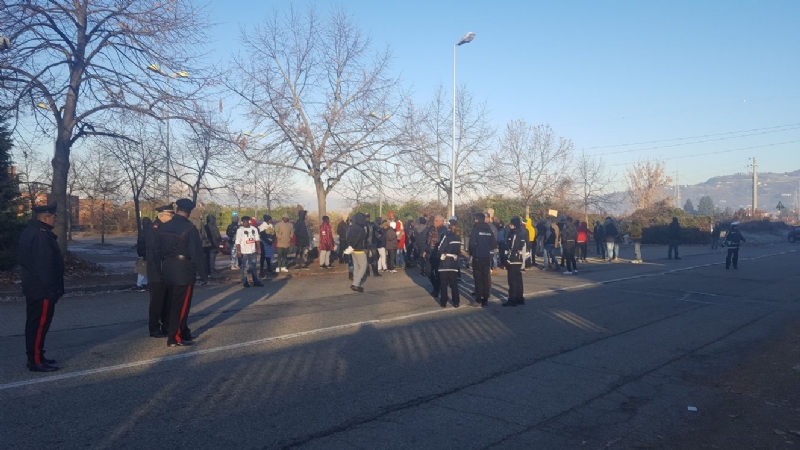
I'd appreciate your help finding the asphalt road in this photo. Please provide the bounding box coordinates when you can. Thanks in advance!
[1,244,798,449]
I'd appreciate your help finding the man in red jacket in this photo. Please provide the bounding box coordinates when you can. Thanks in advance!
[388,211,405,268]
[576,221,593,262]
[319,215,335,269]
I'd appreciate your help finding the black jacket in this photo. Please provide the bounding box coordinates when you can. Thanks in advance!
[136,217,152,258]
[561,222,577,243]
[146,218,165,281]
[18,219,65,301]
[505,227,527,265]
[725,230,746,248]
[336,220,349,241]
[437,230,462,272]
[469,222,498,258]
[226,220,240,241]
[346,213,368,251]
[604,222,618,243]
[294,210,310,247]
[152,214,207,285]
[668,221,681,240]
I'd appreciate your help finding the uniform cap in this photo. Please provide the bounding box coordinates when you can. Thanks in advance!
[32,203,57,214]
[174,198,195,211]
[155,204,174,213]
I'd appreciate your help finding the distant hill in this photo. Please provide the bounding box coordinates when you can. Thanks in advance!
[608,169,800,215]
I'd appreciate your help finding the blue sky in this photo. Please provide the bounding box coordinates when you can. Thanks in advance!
[207,1,800,203]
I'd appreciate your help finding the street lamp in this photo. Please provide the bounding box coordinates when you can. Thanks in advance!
[452,31,475,219]
[146,64,189,200]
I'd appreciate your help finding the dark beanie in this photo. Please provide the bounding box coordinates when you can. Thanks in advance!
[510,216,522,228]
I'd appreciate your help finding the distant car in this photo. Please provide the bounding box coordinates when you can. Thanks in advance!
[219,235,231,255]
[789,226,800,243]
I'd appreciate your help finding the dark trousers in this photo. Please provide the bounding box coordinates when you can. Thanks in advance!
[439,271,460,306]
[428,253,441,293]
[596,240,605,258]
[387,249,397,270]
[711,236,719,250]
[166,284,194,344]
[260,254,272,273]
[204,248,217,274]
[668,240,680,258]
[577,242,588,261]
[726,248,740,268]
[25,297,56,364]
[507,264,523,304]
[367,247,379,274]
[148,281,170,333]
[472,257,491,303]
[339,239,347,262]
[564,242,577,272]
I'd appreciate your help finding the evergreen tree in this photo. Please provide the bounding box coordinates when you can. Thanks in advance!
[0,116,24,269]
[697,196,715,216]
[683,199,696,214]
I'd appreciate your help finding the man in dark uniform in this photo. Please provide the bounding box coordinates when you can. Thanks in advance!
[422,215,448,298]
[146,204,175,338]
[19,203,64,372]
[152,199,208,347]
[364,213,381,277]
[469,212,498,307]
[724,222,746,270]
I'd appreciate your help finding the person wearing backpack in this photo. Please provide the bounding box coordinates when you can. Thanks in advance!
[724,222,746,269]
[604,217,619,262]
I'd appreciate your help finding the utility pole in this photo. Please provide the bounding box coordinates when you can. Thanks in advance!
[751,157,758,216]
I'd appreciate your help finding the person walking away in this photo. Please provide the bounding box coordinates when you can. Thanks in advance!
[604,217,619,261]
[235,216,263,287]
[376,221,388,272]
[19,203,64,372]
[469,212,498,307]
[293,210,311,269]
[668,216,682,260]
[423,216,448,297]
[318,215,335,269]
[576,220,591,262]
[543,220,560,270]
[710,222,721,250]
[347,213,369,292]
[153,199,207,347]
[438,223,465,307]
[258,215,275,276]
[202,215,221,275]
[363,214,381,277]
[226,213,240,269]
[505,217,527,306]
[336,216,349,263]
[629,220,643,263]
[724,222,746,269]
[274,214,293,273]
[135,217,152,290]
[415,217,429,275]
[594,220,605,260]
[385,220,399,273]
[557,216,567,268]
[146,204,175,338]
[562,217,578,274]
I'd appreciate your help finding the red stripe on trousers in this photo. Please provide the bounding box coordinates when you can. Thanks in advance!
[34,299,50,365]
[175,286,192,343]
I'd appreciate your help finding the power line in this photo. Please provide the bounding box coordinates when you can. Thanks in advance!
[607,140,800,168]
[582,122,800,150]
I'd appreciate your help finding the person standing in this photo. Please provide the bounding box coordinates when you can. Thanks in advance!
[576,220,592,262]
[201,214,221,275]
[363,213,381,277]
[505,217,527,307]
[604,217,619,262]
[294,210,310,269]
[226,213,240,269]
[594,220,606,260]
[629,220,644,263]
[19,203,64,372]
[438,223,465,308]
[388,211,405,268]
[543,219,560,270]
[153,199,207,347]
[376,221,388,272]
[274,214,293,273]
[385,220,399,273]
[146,204,175,338]
[336,216,349,264]
[711,222,722,250]
[235,216,263,287]
[724,222,746,269]
[668,216,682,260]
[423,215,448,298]
[469,212,498,307]
[347,213,369,292]
[258,215,275,277]
[135,217,152,290]
[318,215,335,269]
[415,217,429,276]
[524,216,536,267]
[561,217,578,275]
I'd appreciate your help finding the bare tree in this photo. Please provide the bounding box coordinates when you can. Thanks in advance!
[72,146,126,243]
[253,164,294,214]
[171,115,231,204]
[574,151,614,222]
[400,85,495,212]
[11,143,51,211]
[227,5,404,219]
[624,159,672,211]
[489,121,572,217]
[0,0,211,251]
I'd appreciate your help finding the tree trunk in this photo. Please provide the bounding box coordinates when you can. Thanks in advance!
[51,136,71,254]
[100,201,106,244]
[525,203,530,220]
[133,196,141,232]
[315,179,327,219]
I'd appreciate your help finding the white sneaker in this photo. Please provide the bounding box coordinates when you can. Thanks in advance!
[281,267,288,273]
[390,270,397,273]
[274,267,280,273]
[562,271,572,275]
[572,270,578,274]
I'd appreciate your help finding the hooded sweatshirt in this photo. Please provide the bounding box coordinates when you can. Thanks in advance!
[202,215,222,249]
[294,210,310,247]
[346,213,368,251]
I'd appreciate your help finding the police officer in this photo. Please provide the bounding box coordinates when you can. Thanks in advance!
[145,204,175,337]
[724,222,746,270]
[152,199,207,347]
[437,223,466,308]
[469,212,497,307]
[19,203,64,372]
[422,215,448,298]
[505,217,528,307]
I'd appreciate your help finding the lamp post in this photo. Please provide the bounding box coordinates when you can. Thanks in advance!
[452,31,475,219]
[368,112,391,217]
[147,64,189,200]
